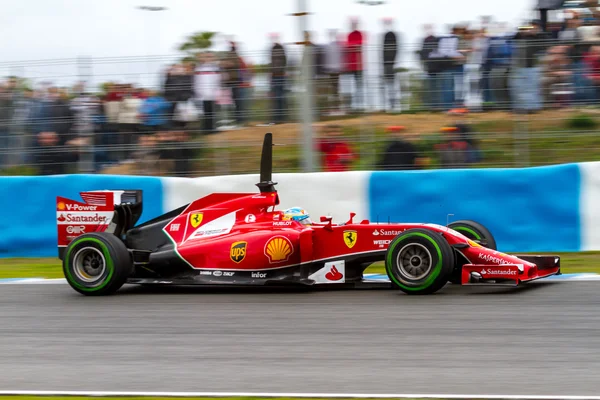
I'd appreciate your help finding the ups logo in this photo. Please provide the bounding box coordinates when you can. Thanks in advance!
[230,241,247,263]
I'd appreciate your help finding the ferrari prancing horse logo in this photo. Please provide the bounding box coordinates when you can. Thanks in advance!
[344,230,357,249]
[190,212,204,228]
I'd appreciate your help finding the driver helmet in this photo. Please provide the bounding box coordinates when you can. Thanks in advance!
[282,207,312,225]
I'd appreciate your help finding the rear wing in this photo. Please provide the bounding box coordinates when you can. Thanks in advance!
[56,190,143,259]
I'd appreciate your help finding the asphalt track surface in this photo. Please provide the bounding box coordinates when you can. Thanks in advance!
[1,281,600,396]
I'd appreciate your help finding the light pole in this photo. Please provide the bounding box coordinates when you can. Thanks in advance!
[137,5,168,88]
[292,0,316,172]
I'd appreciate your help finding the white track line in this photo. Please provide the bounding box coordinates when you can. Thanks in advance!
[0,391,599,399]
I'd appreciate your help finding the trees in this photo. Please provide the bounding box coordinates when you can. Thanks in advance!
[178,31,218,59]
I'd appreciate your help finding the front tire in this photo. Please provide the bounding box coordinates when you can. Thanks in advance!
[63,233,133,296]
[448,220,497,250]
[385,228,455,295]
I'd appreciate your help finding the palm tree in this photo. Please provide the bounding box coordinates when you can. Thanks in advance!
[178,31,218,58]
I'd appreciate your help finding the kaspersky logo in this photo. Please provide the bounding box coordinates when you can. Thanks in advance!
[478,253,511,265]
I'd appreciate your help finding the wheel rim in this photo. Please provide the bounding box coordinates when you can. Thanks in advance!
[396,243,433,281]
[73,247,106,284]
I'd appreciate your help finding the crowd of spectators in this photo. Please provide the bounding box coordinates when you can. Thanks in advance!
[418,7,600,112]
[4,6,600,176]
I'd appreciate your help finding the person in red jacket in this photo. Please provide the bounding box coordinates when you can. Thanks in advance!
[346,17,365,111]
[315,124,357,172]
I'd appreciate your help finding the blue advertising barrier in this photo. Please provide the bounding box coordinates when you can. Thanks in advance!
[368,163,581,253]
[0,162,594,258]
[0,175,164,258]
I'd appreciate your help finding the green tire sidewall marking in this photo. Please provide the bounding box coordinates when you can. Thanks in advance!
[64,237,115,292]
[453,226,481,240]
[385,232,443,292]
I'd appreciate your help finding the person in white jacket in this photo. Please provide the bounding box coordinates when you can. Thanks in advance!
[325,29,343,115]
[117,86,143,160]
[194,51,221,134]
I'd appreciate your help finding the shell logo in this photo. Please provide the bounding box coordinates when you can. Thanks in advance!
[264,236,293,263]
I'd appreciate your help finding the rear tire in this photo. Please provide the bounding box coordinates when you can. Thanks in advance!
[448,220,497,250]
[63,233,133,296]
[385,228,454,295]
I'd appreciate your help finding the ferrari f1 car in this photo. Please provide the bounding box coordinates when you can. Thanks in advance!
[56,133,561,296]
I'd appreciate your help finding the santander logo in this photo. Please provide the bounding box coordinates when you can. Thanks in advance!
[325,266,343,281]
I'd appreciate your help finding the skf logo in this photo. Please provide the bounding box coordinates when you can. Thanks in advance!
[230,241,247,263]
[57,202,66,211]
[190,212,203,228]
[265,236,293,263]
[344,230,357,249]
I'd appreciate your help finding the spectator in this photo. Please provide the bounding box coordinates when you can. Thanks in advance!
[418,24,439,110]
[13,87,36,165]
[447,108,482,163]
[541,45,574,108]
[237,47,253,126]
[583,43,600,101]
[0,83,14,169]
[560,13,594,104]
[302,31,328,119]
[117,85,143,161]
[139,89,170,136]
[315,124,356,172]
[464,28,488,110]
[378,126,428,170]
[104,83,125,133]
[382,18,399,112]
[33,86,76,175]
[434,126,470,169]
[164,63,194,126]
[325,29,344,116]
[194,51,221,134]
[269,33,288,124]
[427,24,465,110]
[169,61,195,131]
[222,42,244,126]
[455,24,472,106]
[510,21,552,113]
[483,23,513,110]
[346,17,365,111]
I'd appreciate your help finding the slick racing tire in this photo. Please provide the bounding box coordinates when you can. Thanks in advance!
[63,232,133,296]
[448,220,497,250]
[385,228,454,295]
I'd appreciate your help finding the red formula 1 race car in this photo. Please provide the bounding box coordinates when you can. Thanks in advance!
[56,133,561,296]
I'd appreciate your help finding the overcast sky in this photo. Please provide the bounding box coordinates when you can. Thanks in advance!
[0,0,540,89]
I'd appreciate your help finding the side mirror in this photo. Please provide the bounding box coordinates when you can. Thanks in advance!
[320,215,334,231]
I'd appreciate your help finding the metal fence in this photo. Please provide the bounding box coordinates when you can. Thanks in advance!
[1,38,600,177]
